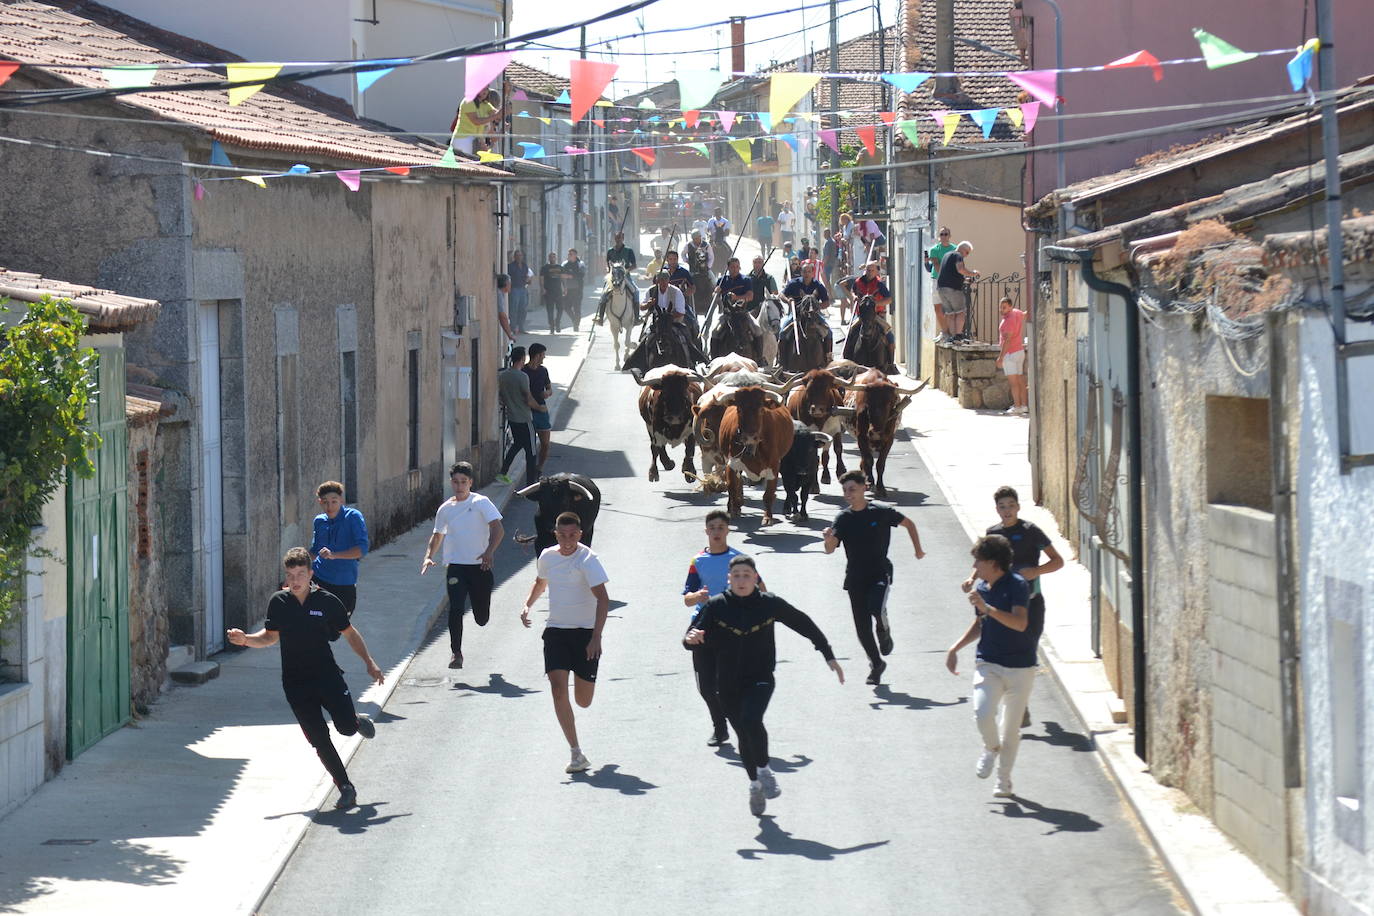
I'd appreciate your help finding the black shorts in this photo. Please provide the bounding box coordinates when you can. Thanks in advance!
[313,578,357,617]
[542,627,599,683]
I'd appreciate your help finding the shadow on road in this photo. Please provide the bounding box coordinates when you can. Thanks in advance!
[1020,720,1096,753]
[867,685,968,713]
[992,796,1104,834]
[715,750,813,776]
[564,764,658,795]
[737,816,890,861]
[450,673,540,698]
[265,802,413,835]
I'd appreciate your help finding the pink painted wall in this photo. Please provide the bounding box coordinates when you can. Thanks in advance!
[1019,0,1374,198]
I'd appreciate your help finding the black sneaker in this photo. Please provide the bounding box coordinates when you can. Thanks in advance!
[866,660,887,685]
[707,729,730,747]
[448,653,463,669]
[877,624,894,656]
[1021,706,1032,728]
[335,783,357,810]
[355,714,375,739]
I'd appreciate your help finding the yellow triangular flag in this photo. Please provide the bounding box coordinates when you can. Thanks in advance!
[595,99,613,107]
[239,175,267,188]
[769,73,821,125]
[478,150,503,163]
[1005,107,1024,129]
[538,117,551,125]
[226,63,282,106]
[941,112,961,145]
[729,139,752,166]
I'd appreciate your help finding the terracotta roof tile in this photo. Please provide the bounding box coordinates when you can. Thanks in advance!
[0,0,506,174]
[0,268,160,332]
[506,61,569,102]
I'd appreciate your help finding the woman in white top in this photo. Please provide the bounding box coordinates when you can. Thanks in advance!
[421,461,504,669]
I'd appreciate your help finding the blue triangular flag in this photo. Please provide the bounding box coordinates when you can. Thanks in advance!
[356,67,394,94]
[1287,44,1315,92]
[882,72,932,93]
[779,133,799,151]
[969,107,1000,138]
[518,142,546,159]
[209,141,233,167]
[555,89,571,104]
[757,112,772,133]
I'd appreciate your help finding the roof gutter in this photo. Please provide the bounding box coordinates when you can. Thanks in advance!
[1042,243,1148,763]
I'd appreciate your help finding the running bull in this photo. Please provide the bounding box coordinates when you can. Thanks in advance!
[699,386,795,525]
[845,369,927,499]
[633,365,703,483]
[780,421,833,521]
[516,473,601,550]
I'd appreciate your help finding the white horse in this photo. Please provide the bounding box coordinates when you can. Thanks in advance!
[598,264,640,369]
[756,296,783,366]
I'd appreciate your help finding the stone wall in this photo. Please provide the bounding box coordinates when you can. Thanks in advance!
[933,341,1011,411]
[127,418,168,711]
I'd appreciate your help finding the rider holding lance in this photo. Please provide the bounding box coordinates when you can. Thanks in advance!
[780,262,835,356]
[638,270,707,365]
[850,261,896,351]
[596,231,639,324]
[748,255,778,305]
[711,258,763,357]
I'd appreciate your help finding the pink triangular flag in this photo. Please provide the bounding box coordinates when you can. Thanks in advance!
[512,89,528,101]
[1105,50,1163,82]
[717,110,736,132]
[1020,101,1041,133]
[569,60,618,122]
[1005,70,1058,109]
[818,129,839,154]
[856,125,877,156]
[336,170,361,191]
[193,180,205,201]
[928,108,949,125]
[464,52,513,102]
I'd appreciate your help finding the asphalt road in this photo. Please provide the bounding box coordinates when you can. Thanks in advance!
[262,316,1185,915]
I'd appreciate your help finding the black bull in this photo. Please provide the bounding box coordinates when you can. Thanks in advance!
[516,473,602,551]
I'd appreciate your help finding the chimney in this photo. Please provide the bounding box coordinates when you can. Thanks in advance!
[904,0,923,72]
[934,0,960,98]
[729,17,745,75]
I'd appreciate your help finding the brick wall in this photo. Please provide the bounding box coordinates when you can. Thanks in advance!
[1208,503,1288,885]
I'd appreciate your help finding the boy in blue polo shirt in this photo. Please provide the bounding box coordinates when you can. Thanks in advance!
[310,481,370,617]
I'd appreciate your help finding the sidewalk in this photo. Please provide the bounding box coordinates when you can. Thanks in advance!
[0,333,590,915]
[899,385,1297,916]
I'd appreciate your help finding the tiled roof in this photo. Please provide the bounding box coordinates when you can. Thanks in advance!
[1263,214,1374,269]
[0,0,505,174]
[0,268,160,332]
[506,61,569,102]
[763,28,900,134]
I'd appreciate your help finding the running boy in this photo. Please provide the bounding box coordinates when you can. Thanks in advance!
[421,462,505,669]
[310,480,369,617]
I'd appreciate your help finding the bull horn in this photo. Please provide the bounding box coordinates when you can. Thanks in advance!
[515,481,543,497]
[829,406,857,419]
[893,379,930,396]
[630,368,648,386]
[569,481,594,501]
[813,432,833,446]
[840,380,869,392]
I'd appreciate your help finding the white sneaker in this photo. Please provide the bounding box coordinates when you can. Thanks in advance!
[993,780,1014,797]
[759,770,781,799]
[1003,406,1018,415]
[1018,406,1030,415]
[749,782,767,815]
[566,750,590,774]
[976,747,999,779]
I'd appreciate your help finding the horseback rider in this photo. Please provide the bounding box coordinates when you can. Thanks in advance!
[635,270,707,366]
[843,261,897,368]
[748,255,779,308]
[605,230,637,271]
[684,230,715,278]
[596,231,639,323]
[711,257,763,354]
[779,261,834,354]
[662,250,700,338]
[706,207,732,265]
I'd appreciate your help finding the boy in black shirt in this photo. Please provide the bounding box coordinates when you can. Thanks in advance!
[962,485,1063,728]
[823,469,925,685]
[227,547,384,810]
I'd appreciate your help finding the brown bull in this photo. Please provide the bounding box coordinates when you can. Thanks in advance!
[786,368,851,485]
[846,369,927,499]
[702,386,795,524]
[634,366,703,483]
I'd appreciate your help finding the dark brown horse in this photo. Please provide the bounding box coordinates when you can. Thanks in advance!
[778,295,832,373]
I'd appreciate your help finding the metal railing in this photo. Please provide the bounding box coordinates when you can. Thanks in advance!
[966,271,1024,346]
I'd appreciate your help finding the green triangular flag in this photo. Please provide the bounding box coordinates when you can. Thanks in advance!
[897,119,920,146]
[1193,28,1258,69]
[438,146,461,169]
[687,143,709,157]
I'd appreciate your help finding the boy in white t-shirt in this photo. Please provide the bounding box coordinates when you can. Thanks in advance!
[421,461,504,670]
[520,511,610,775]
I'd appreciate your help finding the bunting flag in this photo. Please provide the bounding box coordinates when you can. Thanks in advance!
[1287,39,1319,92]
[878,111,896,126]
[638,97,656,110]
[477,150,503,162]
[437,147,461,169]
[1193,29,1258,69]
[881,72,931,93]
[193,180,206,201]
[1019,101,1040,133]
[818,128,839,154]
[1005,70,1058,109]
[684,110,701,129]
[591,118,605,128]
[769,73,821,124]
[464,52,512,101]
[630,147,656,165]
[855,125,877,156]
[1106,50,1163,82]
[969,107,999,138]
[779,133,799,152]
[729,139,752,166]
[385,166,410,176]
[512,89,528,101]
[209,141,233,167]
[538,117,552,125]
[239,175,267,188]
[564,145,588,155]
[1005,106,1024,129]
[677,70,726,110]
[0,62,17,88]
[226,63,282,105]
[897,118,920,146]
[940,111,961,145]
[336,170,361,191]
[717,110,736,133]
[756,112,772,133]
[518,142,546,158]
[356,67,394,94]
[569,60,618,121]
[687,143,709,157]
[101,66,157,88]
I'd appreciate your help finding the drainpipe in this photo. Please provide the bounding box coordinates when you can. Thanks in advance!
[1043,244,1147,762]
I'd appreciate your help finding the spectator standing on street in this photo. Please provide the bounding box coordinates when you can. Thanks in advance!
[946,534,1036,798]
[227,548,382,810]
[925,227,957,338]
[521,512,611,776]
[310,481,369,618]
[936,241,979,342]
[495,273,516,342]
[496,346,547,487]
[820,228,839,291]
[684,554,843,816]
[507,251,532,335]
[823,469,925,685]
[755,210,775,251]
[997,297,1028,415]
[540,253,565,333]
[777,202,796,245]
[523,342,554,471]
[421,461,504,670]
[561,249,587,333]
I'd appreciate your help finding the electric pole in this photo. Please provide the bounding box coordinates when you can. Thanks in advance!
[828,0,840,233]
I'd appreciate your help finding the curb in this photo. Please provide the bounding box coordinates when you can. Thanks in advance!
[249,332,594,914]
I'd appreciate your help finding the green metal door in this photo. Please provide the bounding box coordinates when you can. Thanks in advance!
[66,345,130,758]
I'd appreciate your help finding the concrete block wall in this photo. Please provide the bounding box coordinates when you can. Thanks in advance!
[1208,503,1289,885]
[0,546,51,819]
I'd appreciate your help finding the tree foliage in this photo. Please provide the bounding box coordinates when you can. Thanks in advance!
[815,149,862,230]
[0,296,100,650]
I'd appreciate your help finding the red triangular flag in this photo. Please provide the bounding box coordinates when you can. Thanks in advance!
[684,110,701,129]
[1105,49,1163,82]
[569,59,618,122]
[0,62,18,87]
[856,125,877,157]
[385,166,411,176]
[878,111,896,126]
[630,147,656,166]
[592,118,605,128]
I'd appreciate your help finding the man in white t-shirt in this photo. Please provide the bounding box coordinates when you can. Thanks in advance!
[520,511,610,775]
[421,461,504,670]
